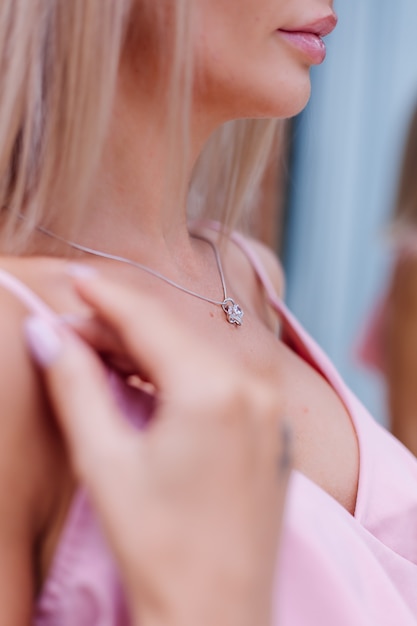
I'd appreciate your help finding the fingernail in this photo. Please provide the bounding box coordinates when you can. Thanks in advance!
[24,316,62,367]
[58,313,89,326]
[66,263,98,279]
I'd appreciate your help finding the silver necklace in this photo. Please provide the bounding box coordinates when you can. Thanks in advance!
[37,225,244,326]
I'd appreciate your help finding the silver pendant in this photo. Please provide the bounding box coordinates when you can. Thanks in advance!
[222,298,244,326]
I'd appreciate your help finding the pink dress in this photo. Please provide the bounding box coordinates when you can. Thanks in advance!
[0,230,416,625]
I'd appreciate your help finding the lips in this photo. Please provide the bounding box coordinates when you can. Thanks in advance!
[277,13,338,65]
[280,14,338,38]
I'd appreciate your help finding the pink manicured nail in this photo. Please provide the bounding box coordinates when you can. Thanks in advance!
[66,263,98,279]
[57,313,89,326]
[24,316,62,367]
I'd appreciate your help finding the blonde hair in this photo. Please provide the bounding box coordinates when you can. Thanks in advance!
[0,0,280,252]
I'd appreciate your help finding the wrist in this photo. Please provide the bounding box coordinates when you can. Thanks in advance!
[128,585,273,626]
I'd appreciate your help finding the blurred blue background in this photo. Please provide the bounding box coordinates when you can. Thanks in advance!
[283,0,417,424]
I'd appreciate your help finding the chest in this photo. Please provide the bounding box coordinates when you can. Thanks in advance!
[195,308,360,514]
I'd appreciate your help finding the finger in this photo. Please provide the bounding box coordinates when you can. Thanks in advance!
[58,313,117,352]
[23,315,137,481]
[72,274,217,391]
[59,313,140,376]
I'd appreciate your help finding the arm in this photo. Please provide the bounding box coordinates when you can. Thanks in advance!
[25,273,291,626]
[0,292,59,624]
[385,255,417,455]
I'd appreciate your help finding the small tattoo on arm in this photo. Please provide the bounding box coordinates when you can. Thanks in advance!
[279,420,293,474]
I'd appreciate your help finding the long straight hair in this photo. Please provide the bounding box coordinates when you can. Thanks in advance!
[0,0,280,252]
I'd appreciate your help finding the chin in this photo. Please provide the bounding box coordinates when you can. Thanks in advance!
[242,79,312,121]
[280,83,312,118]
[197,67,313,124]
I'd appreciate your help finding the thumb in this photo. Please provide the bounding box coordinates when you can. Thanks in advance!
[23,315,136,484]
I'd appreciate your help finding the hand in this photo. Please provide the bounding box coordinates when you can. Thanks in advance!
[24,271,291,626]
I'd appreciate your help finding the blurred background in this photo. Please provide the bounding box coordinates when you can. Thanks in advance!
[260,0,417,425]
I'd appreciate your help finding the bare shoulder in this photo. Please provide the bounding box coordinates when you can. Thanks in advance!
[0,255,92,313]
[0,258,57,491]
[0,258,81,471]
[196,224,285,330]
[226,232,285,333]
[239,234,285,299]
[0,257,73,616]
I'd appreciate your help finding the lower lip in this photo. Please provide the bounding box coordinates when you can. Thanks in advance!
[278,30,326,64]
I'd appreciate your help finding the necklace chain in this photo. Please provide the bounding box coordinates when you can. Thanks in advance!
[36,225,245,326]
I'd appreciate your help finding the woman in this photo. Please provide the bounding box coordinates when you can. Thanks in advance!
[25,273,291,626]
[0,1,416,624]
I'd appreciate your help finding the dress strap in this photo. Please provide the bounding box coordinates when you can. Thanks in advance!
[193,220,337,376]
[191,219,285,304]
[0,268,58,323]
[224,228,319,362]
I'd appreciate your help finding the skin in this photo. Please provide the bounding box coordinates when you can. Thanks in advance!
[0,0,360,623]
[192,0,322,121]
[28,275,290,626]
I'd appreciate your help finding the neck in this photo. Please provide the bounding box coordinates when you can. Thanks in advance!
[46,67,218,268]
